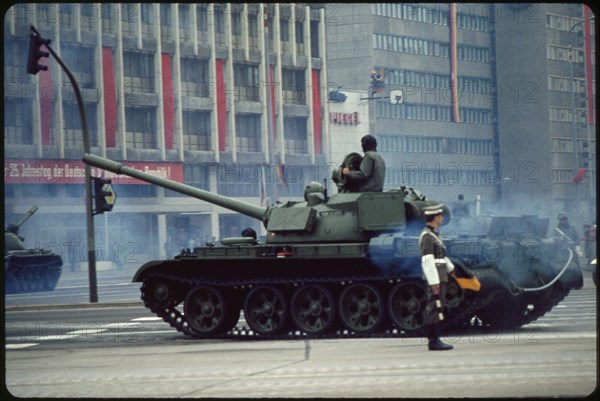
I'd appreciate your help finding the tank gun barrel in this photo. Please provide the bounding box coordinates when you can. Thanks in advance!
[83,154,267,222]
[11,206,39,229]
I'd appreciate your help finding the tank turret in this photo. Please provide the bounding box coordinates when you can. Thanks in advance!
[5,205,38,252]
[82,153,450,244]
[81,153,582,339]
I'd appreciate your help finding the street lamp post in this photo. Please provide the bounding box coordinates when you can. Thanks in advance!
[28,25,98,302]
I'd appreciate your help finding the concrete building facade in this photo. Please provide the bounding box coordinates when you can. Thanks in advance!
[325,3,596,225]
[4,3,330,265]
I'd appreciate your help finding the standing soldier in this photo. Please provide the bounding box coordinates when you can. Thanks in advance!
[419,204,454,351]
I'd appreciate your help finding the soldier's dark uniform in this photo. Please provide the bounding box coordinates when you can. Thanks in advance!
[345,150,386,192]
[343,135,386,193]
[419,204,454,351]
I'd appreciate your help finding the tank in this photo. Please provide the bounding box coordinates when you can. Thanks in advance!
[5,206,63,294]
[83,153,583,338]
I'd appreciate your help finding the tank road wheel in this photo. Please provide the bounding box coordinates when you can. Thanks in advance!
[142,278,180,309]
[291,284,336,334]
[444,279,464,310]
[387,282,427,333]
[338,283,384,334]
[244,286,288,335]
[184,285,230,336]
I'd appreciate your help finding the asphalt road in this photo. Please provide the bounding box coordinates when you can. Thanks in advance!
[4,268,598,398]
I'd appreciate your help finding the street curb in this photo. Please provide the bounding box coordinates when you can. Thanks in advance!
[5,300,144,312]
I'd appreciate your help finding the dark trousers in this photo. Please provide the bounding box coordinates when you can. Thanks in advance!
[425,280,448,340]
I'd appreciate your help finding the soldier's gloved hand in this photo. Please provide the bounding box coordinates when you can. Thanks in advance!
[444,257,455,273]
[430,284,440,295]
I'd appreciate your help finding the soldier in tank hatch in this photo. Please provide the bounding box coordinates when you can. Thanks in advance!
[341,134,386,192]
[419,203,455,351]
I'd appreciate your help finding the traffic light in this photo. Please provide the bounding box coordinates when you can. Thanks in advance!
[92,177,115,215]
[27,31,51,75]
[369,68,385,97]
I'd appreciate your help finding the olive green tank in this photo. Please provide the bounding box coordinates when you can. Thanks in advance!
[82,153,582,338]
[5,206,63,294]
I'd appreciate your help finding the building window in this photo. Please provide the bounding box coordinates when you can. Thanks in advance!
[63,102,98,147]
[547,44,584,63]
[5,38,30,84]
[282,68,306,104]
[196,4,207,33]
[141,4,154,37]
[125,107,157,149]
[217,163,259,197]
[181,58,210,98]
[123,51,155,94]
[280,18,290,42]
[160,3,173,39]
[182,110,211,151]
[121,3,138,36]
[283,117,308,154]
[214,4,225,46]
[178,4,191,40]
[231,10,242,37]
[102,4,116,34]
[247,12,259,48]
[235,114,261,152]
[60,44,95,89]
[546,13,583,33]
[310,20,319,57]
[295,20,305,54]
[4,98,33,145]
[234,63,260,101]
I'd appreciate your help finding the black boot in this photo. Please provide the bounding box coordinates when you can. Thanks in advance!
[428,338,453,351]
[427,323,453,351]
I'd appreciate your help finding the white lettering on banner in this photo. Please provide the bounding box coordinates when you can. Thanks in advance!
[4,159,183,184]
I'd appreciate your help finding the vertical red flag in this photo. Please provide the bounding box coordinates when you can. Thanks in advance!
[449,3,460,123]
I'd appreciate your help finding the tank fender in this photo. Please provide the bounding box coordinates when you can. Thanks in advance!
[132,260,179,282]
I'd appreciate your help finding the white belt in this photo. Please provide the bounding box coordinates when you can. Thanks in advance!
[435,258,447,264]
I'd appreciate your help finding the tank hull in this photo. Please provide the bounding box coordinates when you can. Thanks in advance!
[130,231,582,339]
[5,251,63,294]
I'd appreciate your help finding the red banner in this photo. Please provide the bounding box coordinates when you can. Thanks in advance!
[449,3,460,123]
[583,5,595,126]
[311,69,322,154]
[162,53,175,149]
[102,47,117,148]
[215,58,227,152]
[4,159,184,185]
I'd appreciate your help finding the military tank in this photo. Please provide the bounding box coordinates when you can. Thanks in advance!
[5,206,63,294]
[83,153,582,338]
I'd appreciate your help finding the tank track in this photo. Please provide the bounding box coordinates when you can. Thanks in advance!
[5,261,62,294]
[140,271,492,340]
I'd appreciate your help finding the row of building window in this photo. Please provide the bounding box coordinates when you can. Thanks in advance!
[548,75,588,94]
[552,168,596,184]
[547,44,587,64]
[4,96,309,154]
[8,3,320,56]
[385,167,496,187]
[375,102,492,125]
[551,137,596,154]
[549,106,588,124]
[379,134,494,155]
[383,68,493,95]
[373,33,490,63]
[546,13,590,33]
[372,3,490,32]
[6,37,312,104]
